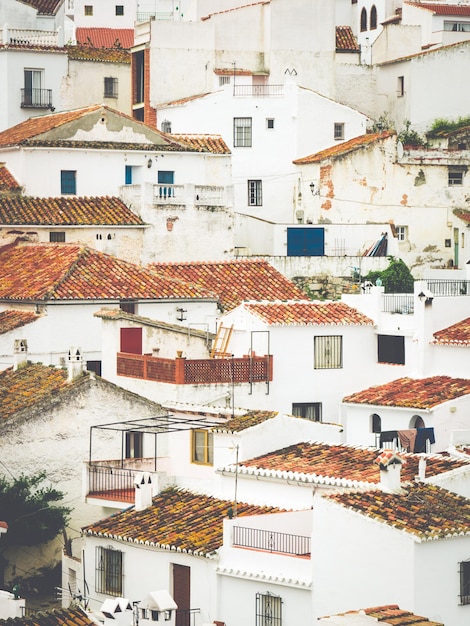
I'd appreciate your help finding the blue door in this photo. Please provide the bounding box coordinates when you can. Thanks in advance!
[287,227,325,256]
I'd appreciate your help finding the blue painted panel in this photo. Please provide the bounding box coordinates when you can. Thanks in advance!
[287,228,325,256]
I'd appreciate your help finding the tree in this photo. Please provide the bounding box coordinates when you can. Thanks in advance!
[0,472,71,586]
[365,258,414,293]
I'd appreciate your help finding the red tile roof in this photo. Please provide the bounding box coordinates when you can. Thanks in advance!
[405,2,470,16]
[213,410,279,432]
[149,259,308,311]
[325,481,470,540]
[343,376,470,409]
[202,2,269,21]
[242,301,374,326]
[67,45,130,64]
[83,487,282,555]
[170,134,231,154]
[235,442,467,486]
[0,243,218,302]
[454,208,470,225]
[293,132,395,165]
[20,0,62,15]
[0,607,98,626]
[0,196,145,226]
[329,604,442,625]
[336,26,360,52]
[0,364,69,420]
[433,317,470,346]
[0,163,21,193]
[75,28,134,50]
[0,310,40,335]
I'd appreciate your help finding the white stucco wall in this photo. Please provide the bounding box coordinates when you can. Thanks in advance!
[72,0,137,29]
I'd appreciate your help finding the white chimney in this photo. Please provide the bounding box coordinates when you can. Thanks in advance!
[418,456,426,481]
[100,598,133,626]
[139,591,178,626]
[13,339,28,371]
[134,472,153,511]
[375,450,405,493]
[67,346,84,381]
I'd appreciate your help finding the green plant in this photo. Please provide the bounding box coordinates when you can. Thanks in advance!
[398,120,426,147]
[371,113,395,133]
[428,115,470,137]
[365,257,414,293]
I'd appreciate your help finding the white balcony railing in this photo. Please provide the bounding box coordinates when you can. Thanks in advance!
[1,26,61,46]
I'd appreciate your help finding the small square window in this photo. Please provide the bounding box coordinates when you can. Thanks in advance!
[397,76,405,97]
[334,123,344,140]
[104,77,118,98]
[192,430,213,465]
[248,180,262,206]
[266,118,275,129]
[61,170,76,195]
[396,226,407,242]
[314,335,342,369]
[292,402,322,421]
[378,335,405,365]
[49,232,65,243]
[84,5,93,15]
[115,5,124,15]
[449,169,464,186]
[219,76,230,86]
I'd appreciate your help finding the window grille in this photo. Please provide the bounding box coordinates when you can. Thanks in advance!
[234,117,252,147]
[334,123,344,140]
[248,180,262,206]
[50,232,65,243]
[256,592,282,626]
[84,5,93,15]
[219,76,230,86]
[314,336,342,369]
[104,77,118,98]
[96,546,123,596]
[449,169,464,186]
[460,560,470,605]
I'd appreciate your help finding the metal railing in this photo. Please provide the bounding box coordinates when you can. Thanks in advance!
[87,465,137,502]
[233,526,311,556]
[21,88,53,109]
[425,279,469,296]
[382,294,414,314]
[233,85,284,97]
[136,12,174,22]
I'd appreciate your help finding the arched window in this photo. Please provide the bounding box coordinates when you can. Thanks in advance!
[371,413,382,433]
[410,415,425,429]
[360,7,367,31]
[370,5,377,30]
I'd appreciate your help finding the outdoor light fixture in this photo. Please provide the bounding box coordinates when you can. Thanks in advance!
[147,158,153,169]
[310,182,319,196]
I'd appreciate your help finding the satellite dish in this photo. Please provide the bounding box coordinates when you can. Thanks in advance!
[397,140,404,159]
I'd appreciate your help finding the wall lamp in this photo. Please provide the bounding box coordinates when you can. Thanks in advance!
[309,182,319,196]
[418,290,434,304]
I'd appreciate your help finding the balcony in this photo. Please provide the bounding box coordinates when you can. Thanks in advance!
[117,353,273,385]
[233,85,284,97]
[1,27,60,46]
[21,88,54,109]
[154,184,230,208]
[233,526,310,557]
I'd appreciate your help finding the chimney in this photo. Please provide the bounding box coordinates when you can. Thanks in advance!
[375,450,405,493]
[139,591,177,626]
[13,339,28,371]
[134,472,153,511]
[418,455,426,481]
[100,598,133,626]
[67,346,84,381]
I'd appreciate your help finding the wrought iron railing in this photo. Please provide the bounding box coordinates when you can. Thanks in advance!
[382,294,414,314]
[425,279,469,296]
[88,465,137,502]
[233,85,284,97]
[233,526,311,556]
[21,88,53,109]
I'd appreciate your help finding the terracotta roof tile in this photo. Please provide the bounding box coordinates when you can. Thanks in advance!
[405,2,470,16]
[330,604,442,625]
[170,134,231,154]
[75,28,134,49]
[0,364,69,420]
[235,442,467,486]
[0,196,145,226]
[149,259,308,311]
[160,93,214,107]
[0,243,218,302]
[0,607,97,626]
[336,26,360,52]
[83,487,282,555]
[19,0,62,15]
[242,301,374,326]
[454,208,470,225]
[433,317,470,346]
[0,310,40,335]
[67,45,130,64]
[293,132,395,165]
[0,164,21,194]
[325,481,470,540]
[343,376,470,409]
[213,410,279,432]
[202,2,269,21]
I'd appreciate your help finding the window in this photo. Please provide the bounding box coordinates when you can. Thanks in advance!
[370,5,377,29]
[191,430,213,465]
[292,402,322,421]
[115,5,124,15]
[125,431,143,459]
[256,592,282,626]
[219,76,230,86]
[134,50,145,105]
[61,170,76,195]
[104,77,118,98]
[248,180,262,206]
[266,118,275,129]
[396,225,407,242]
[120,300,136,314]
[360,7,367,31]
[460,560,470,605]
[449,168,465,186]
[84,5,93,15]
[334,123,344,140]
[157,170,174,198]
[444,21,470,32]
[23,69,45,107]
[161,120,172,133]
[371,413,381,433]
[49,232,65,243]
[234,117,252,147]
[96,546,123,596]
[314,335,342,369]
[125,165,133,185]
[397,76,405,97]
[378,334,405,365]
